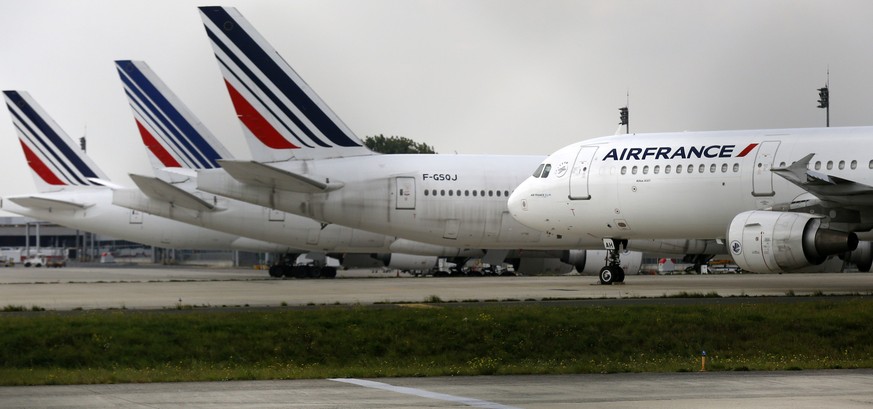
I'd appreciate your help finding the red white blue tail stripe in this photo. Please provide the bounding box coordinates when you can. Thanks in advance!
[198,6,373,161]
[3,91,107,192]
[115,60,231,170]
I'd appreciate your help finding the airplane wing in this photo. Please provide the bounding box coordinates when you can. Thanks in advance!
[217,160,344,193]
[7,196,93,211]
[129,174,216,212]
[772,153,873,205]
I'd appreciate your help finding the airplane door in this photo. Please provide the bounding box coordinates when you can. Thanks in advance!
[129,210,143,224]
[569,146,598,200]
[752,141,780,197]
[395,176,416,210]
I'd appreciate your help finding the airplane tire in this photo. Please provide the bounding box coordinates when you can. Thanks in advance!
[599,266,624,285]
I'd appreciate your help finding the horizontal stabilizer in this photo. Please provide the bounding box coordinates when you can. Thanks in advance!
[8,196,92,211]
[129,174,215,211]
[218,160,343,193]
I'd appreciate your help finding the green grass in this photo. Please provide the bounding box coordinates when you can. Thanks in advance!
[1,299,873,385]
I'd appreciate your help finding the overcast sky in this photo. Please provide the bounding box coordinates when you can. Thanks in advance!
[1,0,872,199]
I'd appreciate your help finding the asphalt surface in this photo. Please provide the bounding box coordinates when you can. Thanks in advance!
[2,370,873,408]
[0,265,871,310]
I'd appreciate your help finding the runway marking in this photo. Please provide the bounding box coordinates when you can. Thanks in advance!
[330,378,522,409]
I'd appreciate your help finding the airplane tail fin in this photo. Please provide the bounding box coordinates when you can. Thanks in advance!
[115,60,232,172]
[198,6,374,162]
[3,90,109,192]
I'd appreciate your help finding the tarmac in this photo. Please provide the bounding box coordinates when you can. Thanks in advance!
[0,265,870,310]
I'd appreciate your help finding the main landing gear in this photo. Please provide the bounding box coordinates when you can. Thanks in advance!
[267,253,337,279]
[599,239,627,285]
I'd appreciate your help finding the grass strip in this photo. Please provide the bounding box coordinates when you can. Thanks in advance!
[2,299,873,385]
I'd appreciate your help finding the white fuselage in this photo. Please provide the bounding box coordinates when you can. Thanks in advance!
[509,126,873,241]
[197,154,610,250]
[1,188,291,252]
[112,177,479,257]
[197,154,723,255]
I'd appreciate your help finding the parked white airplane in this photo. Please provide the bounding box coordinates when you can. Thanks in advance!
[192,6,722,280]
[508,128,873,277]
[1,90,291,253]
[110,59,479,277]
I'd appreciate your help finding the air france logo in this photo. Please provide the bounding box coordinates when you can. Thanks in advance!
[602,143,758,161]
[730,240,743,255]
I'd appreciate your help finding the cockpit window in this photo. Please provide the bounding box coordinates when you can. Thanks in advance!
[541,164,552,178]
[532,164,545,178]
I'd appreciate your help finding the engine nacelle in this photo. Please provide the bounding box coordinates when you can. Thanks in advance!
[727,210,858,273]
[380,253,439,271]
[560,250,643,275]
[841,241,873,272]
[514,257,575,276]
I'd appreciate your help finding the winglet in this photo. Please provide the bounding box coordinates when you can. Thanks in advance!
[3,90,109,192]
[773,153,873,199]
[198,6,375,162]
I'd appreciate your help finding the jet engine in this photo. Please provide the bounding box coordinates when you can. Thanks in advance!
[726,210,858,273]
[841,241,873,272]
[513,257,575,275]
[561,249,643,276]
[378,253,439,271]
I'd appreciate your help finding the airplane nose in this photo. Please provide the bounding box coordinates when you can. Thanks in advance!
[507,184,530,221]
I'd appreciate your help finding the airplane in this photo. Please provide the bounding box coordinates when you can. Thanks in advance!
[507,127,873,277]
[191,6,723,282]
[1,90,293,254]
[110,59,481,277]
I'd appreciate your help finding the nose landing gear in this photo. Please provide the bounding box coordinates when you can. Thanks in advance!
[599,239,627,285]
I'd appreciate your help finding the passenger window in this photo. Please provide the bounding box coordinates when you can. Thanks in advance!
[448,190,453,196]
[698,164,705,173]
[733,163,739,172]
[709,164,716,173]
[456,190,461,196]
[541,164,552,178]
[676,165,682,174]
[488,191,493,197]
[424,190,429,196]
[687,164,693,173]
[496,191,502,197]
[480,190,485,197]
[839,160,845,170]
[632,166,638,175]
[654,165,660,174]
[440,189,445,196]
[815,161,821,170]
[869,160,873,169]
[464,190,469,196]
[473,190,478,197]
[827,161,833,170]
[642,165,649,174]
[665,165,671,174]
[505,190,510,197]
[532,164,545,178]
[851,160,857,170]
[721,163,728,173]
[621,166,627,175]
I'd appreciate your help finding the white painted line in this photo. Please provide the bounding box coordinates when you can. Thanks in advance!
[330,378,523,409]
